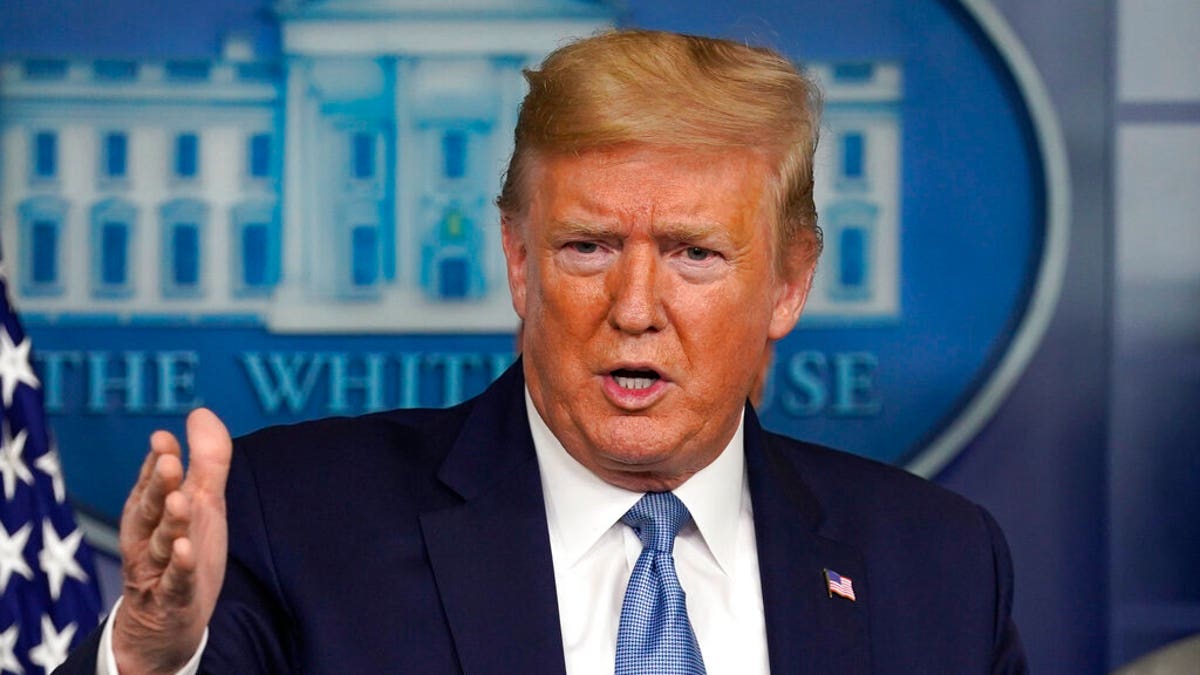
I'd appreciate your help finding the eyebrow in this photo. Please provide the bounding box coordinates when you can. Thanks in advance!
[654,220,727,243]
[550,218,731,243]
[550,219,619,239]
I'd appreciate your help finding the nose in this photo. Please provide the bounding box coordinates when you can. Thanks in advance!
[607,245,667,334]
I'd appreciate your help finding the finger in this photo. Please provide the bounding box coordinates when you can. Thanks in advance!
[181,408,232,498]
[160,537,197,608]
[126,453,184,542]
[127,431,181,506]
[147,490,191,570]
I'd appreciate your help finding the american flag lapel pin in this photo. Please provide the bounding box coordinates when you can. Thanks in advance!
[824,568,857,602]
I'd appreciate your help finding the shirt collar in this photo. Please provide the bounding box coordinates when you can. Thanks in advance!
[526,387,746,576]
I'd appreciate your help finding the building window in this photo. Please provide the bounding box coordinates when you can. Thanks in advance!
[103,132,128,179]
[24,59,68,81]
[231,202,280,295]
[32,221,59,284]
[160,200,207,297]
[839,227,866,289]
[171,225,200,285]
[825,200,878,302]
[18,196,69,296]
[33,131,57,180]
[236,62,281,83]
[442,131,467,180]
[101,223,128,285]
[833,63,875,83]
[175,133,199,179]
[351,225,379,287]
[94,60,137,81]
[439,258,468,298]
[165,60,210,81]
[351,131,375,180]
[248,133,271,179]
[90,199,137,297]
[338,197,384,295]
[840,132,865,182]
[241,225,269,286]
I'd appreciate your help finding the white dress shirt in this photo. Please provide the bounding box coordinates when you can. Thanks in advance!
[98,392,770,674]
[527,390,770,675]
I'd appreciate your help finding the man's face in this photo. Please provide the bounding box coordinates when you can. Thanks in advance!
[503,145,812,492]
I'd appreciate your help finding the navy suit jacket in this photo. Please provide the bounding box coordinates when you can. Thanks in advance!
[60,361,1026,673]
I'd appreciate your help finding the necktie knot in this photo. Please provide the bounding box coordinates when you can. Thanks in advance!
[621,492,691,555]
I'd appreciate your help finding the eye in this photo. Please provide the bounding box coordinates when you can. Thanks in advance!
[569,241,600,254]
[685,246,714,261]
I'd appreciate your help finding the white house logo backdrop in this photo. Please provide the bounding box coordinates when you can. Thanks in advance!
[0,0,1067,550]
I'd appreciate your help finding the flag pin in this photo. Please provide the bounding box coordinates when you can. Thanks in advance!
[824,568,857,601]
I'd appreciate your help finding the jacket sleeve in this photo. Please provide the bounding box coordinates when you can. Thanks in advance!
[51,620,101,674]
[197,439,296,673]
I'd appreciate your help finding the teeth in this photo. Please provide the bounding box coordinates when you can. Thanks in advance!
[615,375,656,390]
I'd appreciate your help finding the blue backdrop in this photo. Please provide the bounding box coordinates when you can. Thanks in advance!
[1,1,1180,672]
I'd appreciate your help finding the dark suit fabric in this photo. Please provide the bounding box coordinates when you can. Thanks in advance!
[58,361,1027,674]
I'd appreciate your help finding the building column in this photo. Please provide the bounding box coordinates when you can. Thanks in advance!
[280,55,311,296]
[393,56,418,291]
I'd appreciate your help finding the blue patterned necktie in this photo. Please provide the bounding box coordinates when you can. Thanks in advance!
[615,492,707,675]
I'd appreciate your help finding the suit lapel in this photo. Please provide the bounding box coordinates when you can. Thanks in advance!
[420,362,567,675]
[419,368,871,674]
[745,407,872,674]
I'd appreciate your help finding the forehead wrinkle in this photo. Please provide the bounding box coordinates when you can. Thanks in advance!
[545,183,635,229]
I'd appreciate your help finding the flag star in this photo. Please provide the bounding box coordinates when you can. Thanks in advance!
[0,424,34,501]
[27,615,76,673]
[0,623,21,675]
[37,520,87,601]
[0,327,39,408]
[0,522,33,593]
[34,443,65,504]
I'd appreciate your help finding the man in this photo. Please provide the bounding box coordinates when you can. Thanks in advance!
[59,29,1026,674]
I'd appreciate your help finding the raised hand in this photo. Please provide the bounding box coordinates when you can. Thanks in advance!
[111,409,232,674]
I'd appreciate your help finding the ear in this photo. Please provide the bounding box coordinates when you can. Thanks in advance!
[501,213,529,320]
[767,255,815,340]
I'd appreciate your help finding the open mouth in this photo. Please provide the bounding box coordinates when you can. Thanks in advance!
[611,369,661,391]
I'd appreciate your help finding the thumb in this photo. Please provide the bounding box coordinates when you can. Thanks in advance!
[182,407,232,498]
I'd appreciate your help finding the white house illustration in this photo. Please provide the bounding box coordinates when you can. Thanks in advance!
[0,0,901,332]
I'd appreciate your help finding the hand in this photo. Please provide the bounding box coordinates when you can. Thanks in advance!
[112,409,232,674]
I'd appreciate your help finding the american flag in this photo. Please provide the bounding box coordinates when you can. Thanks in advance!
[824,568,857,602]
[0,260,101,673]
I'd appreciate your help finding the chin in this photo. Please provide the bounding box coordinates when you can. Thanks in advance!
[596,464,694,493]
[593,420,680,460]
[600,447,676,470]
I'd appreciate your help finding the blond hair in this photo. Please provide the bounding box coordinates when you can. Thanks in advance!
[497,29,824,270]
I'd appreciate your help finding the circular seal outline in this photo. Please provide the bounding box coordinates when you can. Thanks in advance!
[905,0,1071,477]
